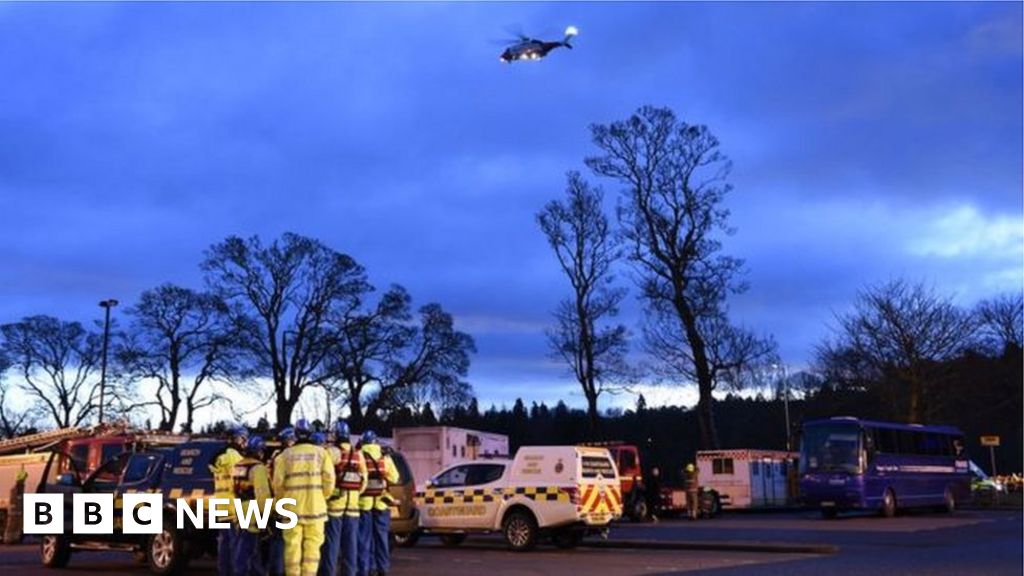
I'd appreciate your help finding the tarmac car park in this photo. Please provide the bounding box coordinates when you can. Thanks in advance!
[409,445,622,551]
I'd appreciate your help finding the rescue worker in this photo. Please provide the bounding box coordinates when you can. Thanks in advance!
[358,430,398,576]
[234,435,272,576]
[268,427,297,576]
[319,420,366,576]
[645,467,661,523]
[273,419,334,576]
[212,425,249,575]
[684,463,699,521]
[2,465,28,544]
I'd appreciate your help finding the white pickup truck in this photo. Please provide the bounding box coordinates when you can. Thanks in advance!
[412,445,622,551]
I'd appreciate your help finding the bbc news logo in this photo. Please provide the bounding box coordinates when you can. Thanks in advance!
[24,495,298,534]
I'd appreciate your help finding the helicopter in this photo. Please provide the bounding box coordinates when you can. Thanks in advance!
[499,25,578,63]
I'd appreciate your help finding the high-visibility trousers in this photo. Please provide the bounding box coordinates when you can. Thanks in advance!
[284,521,325,576]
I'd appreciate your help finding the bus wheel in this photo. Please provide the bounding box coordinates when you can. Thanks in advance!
[943,487,956,514]
[881,489,897,518]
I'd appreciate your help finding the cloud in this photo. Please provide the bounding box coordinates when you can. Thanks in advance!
[909,204,1023,260]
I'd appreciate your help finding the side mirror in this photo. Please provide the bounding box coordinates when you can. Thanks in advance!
[57,473,79,487]
[425,479,435,489]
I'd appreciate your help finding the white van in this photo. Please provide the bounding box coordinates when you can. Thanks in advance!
[413,445,622,551]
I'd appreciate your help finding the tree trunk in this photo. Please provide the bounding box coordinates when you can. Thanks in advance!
[675,297,719,449]
[276,386,297,428]
[586,393,600,435]
[697,392,719,449]
[348,388,365,430]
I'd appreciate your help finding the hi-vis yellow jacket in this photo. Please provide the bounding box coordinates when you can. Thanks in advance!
[327,442,367,518]
[358,443,399,512]
[272,442,335,525]
[233,456,271,533]
[210,446,244,522]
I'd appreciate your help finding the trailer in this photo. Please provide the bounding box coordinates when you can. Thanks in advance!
[696,449,797,508]
[393,426,508,489]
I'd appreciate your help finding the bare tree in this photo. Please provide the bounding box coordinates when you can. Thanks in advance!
[974,293,1023,355]
[329,286,475,427]
[0,352,38,437]
[817,279,975,422]
[118,284,247,432]
[537,171,628,433]
[202,233,370,427]
[0,316,103,428]
[585,105,775,448]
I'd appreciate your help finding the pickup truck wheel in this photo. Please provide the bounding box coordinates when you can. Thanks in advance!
[503,510,538,552]
[392,531,420,548]
[41,535,71,568]
[148,526,188,575]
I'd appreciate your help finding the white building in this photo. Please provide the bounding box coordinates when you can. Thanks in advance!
[393,426,509,489]
[697,449,797,508]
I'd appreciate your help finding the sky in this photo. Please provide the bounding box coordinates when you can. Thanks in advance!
[1,2,1021,418]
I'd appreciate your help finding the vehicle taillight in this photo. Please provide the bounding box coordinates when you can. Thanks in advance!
[561,486,580,505]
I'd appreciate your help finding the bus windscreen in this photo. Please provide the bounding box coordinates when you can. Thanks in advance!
[801,424,861,474]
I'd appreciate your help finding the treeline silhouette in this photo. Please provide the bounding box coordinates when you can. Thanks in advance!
[221,343,1020,485]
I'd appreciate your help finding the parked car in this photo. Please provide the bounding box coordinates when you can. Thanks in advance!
[387,449,420,547]
[969,460,1005,495]
[411,445,622,551]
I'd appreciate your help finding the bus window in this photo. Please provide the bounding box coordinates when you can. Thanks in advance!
[800,423,861,474]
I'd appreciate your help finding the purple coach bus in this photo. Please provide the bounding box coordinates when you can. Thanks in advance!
[799,417,971,519]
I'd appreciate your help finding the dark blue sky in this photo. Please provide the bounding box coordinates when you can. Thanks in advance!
[1,2,1021,410]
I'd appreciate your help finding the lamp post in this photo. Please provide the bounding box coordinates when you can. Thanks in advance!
[773,363,791,452]
[98,299,119,424]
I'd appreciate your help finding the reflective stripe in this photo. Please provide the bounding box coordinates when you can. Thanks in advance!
[285,483,327,491]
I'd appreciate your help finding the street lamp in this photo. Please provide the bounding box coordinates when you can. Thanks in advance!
[773,363,791,452]
[98,299,119,424]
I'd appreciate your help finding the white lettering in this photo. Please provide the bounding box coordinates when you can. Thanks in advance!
[176,499,204,529]
[122,493,162,535]
[23,494,63,534]
[71,494,113,535]
[274,498,297,529]
[208,498,230,529]
[233,499,272,530]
